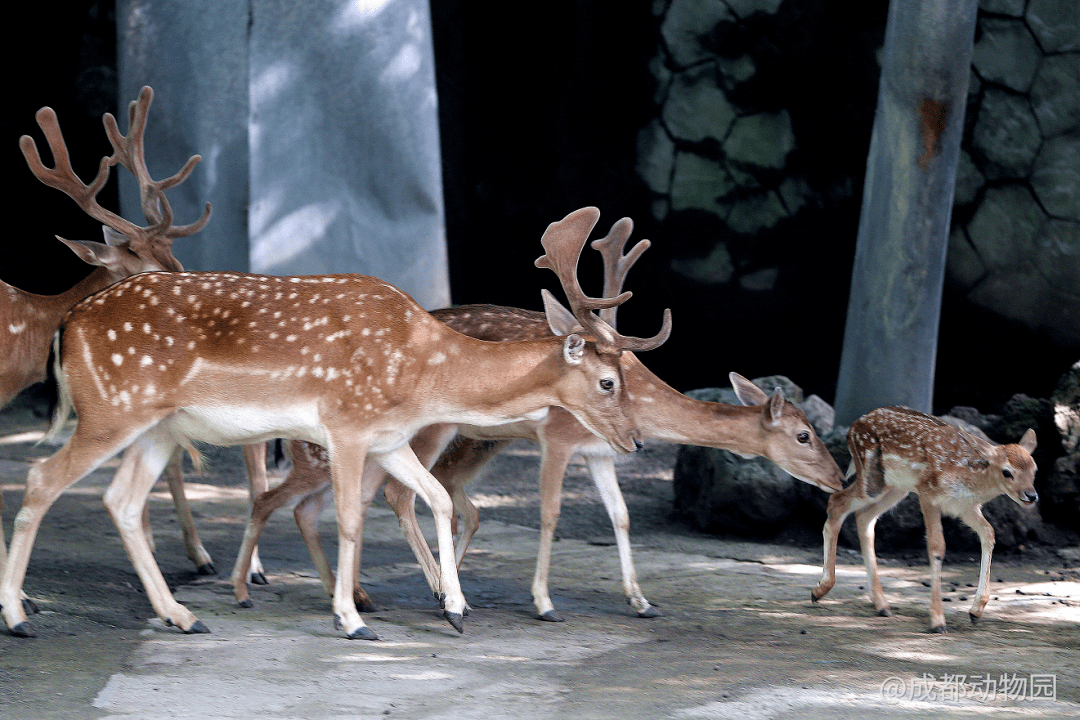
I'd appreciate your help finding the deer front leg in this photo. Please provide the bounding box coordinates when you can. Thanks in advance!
[957,505,996,624]
[326,439,378,640]
[0,492,39,616]
[383,479,441,594]
[241,443,271,584]
[531,439,576,621]
[104,431,207,634]
[812,485,860,603]
[854,487,909,616]
[585,453,658,618]
[376,445,466,633]
[918,497,948,633]
[162,449,216,575]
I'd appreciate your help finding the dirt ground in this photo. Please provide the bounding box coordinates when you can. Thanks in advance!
[1,391,1078,720]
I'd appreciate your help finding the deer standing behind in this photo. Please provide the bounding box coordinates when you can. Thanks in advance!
[0,87,216,610]
[811,406,1038,633]
[227,217,845,621]
[0,206,669,640]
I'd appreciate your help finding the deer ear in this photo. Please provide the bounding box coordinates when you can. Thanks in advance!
[1018,428,1037,453]
[57,236,127,273]
[563,333,586,365]
[101,225,129,247]
[541,289,581,335]
[767,386,785,425]
[730,372,768,406]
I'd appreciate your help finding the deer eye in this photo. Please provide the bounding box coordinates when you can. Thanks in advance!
[599,378,615,392]
[1002,468,1013,479]
[797,431,811,444]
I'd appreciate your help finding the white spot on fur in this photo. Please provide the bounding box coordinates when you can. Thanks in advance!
[112,354,124,366]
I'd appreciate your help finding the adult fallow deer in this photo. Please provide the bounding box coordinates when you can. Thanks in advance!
[0,206,669,640]
[228,217,845,622]
[811,406,1038,633]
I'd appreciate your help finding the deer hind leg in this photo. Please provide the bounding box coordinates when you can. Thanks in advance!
[162,449,216,575]
[2,423,146,636]
[427,436,508,567]
[957,505,995,625]
[241,443,271,584]
[918,497,948,633]
[853,487,909,616]
[0,493,38,616]
[586,453,658,618]
[103,428,209,634]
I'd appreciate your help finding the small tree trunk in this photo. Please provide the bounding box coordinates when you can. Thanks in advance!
[834,0,979,425]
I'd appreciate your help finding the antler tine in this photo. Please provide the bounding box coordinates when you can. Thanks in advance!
[103,85,210,239]
[535,207,673,354]
[19,107,144,242]
[590,217,650,329]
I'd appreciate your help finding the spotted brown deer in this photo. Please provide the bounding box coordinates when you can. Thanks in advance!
[227,217,845,621]
[811,406,1038,633]
[0,87,213,609]
[0,206,669,639]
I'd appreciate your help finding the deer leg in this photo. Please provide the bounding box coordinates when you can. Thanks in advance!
[957,505,995,624]
[918,498,948,633]
[854,487,909,616]
[241,443,270,584]
[812,484,861,603]
[162,449,216,575]
[2,424,145,636]
[586,453,658,618]
[0,493,38,616]
[103,429,209,634]
[375,444,466,633]
[325,437,377,640]
[531,439,576,621]
[384,479,441,594]
[291,483,337,600]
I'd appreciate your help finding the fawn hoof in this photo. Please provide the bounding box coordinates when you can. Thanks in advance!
[928,624,947,634]
[238,598,254,609]
[195,563,217,576]
[969,612,980,626]
[810,590,823,604]
[22,598,40,615]
[346,626,379,641]
[444,611,465,634]
[877,608,893,617]
[9,621,36,638]
[355,597,376,614]
[184,621,211,634]
[636,606,663,619]
[250,572,269,586]
[538,610,565,623]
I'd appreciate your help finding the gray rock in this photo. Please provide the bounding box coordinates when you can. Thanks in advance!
[953,148,985,206]
[1052,361,1080,454]
[972,18,1041,92]
[669,152,737,214]
[1034,219,1080,300]
[967,184,1046,270]
[777,175,813,215]
[716,54,757,90]
[669,242,736,284]
[724,0,784,18]
[637,120,676,195]
[1031,52,1080,138]
[1031,133,1080,221]
[1026,0,1080,53]
[946,225,987,289]
[662,65,737,144]
[660,0,736,68]
[722,110,795,170]
[979,0,1026,16]
[971,88,1043,179]
[738,266,780,293]
[726,190,789,235]
[969,266,1052,327]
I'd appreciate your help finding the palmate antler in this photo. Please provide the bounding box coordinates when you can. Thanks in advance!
[19,86,210,271]
[534,207,671,354]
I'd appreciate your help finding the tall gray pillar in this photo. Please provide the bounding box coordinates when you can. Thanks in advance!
[833,0,979,425]
[117,0,450,310]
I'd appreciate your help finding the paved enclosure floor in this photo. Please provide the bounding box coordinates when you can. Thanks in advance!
[1,396,1078,719]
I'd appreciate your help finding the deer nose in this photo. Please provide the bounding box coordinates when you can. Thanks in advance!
[1023,490,1039,505]
[633,438,644,452]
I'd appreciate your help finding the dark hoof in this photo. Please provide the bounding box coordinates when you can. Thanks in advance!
[877,608,893,617]
[355,597,376,614]
[346,626,380,641]
[9,622,36,638]
[22,598,40,615]
[444,611,464,634]
[238,599,254,609]
[810,591,821,604]
[637,606,663,619]
[538,610,565,623]
[249,572,269,586]
[969,612,980,625]
[195,563,217,576]
[437,592,446,609]
[184,621,211,634]
[928,624,947,634]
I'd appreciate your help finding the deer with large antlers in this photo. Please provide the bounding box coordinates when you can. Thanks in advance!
[0,87,218,608]
[0,206,670,639]
[811,406,1038,633]
[227,216,845,621]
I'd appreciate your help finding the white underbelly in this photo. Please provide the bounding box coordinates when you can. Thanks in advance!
[163,403,324,447]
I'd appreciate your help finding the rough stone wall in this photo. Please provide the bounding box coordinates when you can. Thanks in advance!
[640,0,1080,346]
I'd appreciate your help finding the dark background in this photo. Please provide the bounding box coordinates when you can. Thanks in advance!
[3,1,1074,412]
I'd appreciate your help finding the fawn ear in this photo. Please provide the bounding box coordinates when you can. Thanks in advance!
[767,386,785,425]
[730,372,768,406]
[563,334,586,365]
[1018,428,1037,453]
